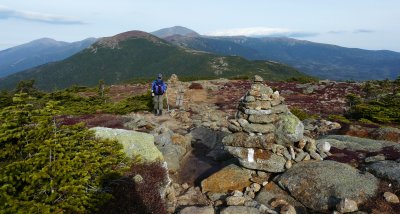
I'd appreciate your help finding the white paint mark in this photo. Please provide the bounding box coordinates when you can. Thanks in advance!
[248,148,254,163]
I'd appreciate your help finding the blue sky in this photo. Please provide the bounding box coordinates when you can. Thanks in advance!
[1,0,399,51]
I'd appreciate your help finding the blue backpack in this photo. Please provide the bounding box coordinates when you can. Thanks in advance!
[153,80,165,95]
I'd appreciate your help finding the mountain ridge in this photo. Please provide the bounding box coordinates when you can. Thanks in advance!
[0,37,97,78]
[0,31,308,91]
[164,34,400,80]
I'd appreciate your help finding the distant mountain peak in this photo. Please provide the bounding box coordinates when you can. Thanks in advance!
[96,30,163,49]
[151,26,200,38]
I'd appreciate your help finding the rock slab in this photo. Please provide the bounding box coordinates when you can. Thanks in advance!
[201,164,252,193]
[220,206,260,214]
[179,206,215,214]
[90,127,163,163]
[276,160,379,212]
[366,160,400,187]
[225,147,286,172]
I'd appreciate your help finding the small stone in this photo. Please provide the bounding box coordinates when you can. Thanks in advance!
[336,198,358,213]
[228,123,242,133]
[246,190,256,199]
[319,151,328,159]
[133,174,143,184]
[271,199,288,208]
[289,146,296,160]
[226,196,246,206]
[383,192,399,203]
[248,114,280,124]
[294,147,303,153]
[260,94,272,101]
[285,160,292,169]
[244,109,273,115]
[229,119,241,127]
[257,171,269,178]
[182,183,189,190]
[262,181,269,186]
[317,141,331,153]
[305,140,317,153]
[254,75,264,82]
[238,118,250,127]
[302,153,311,161]
[215,200,224,206]
[243,123,276,134]
[272,144,286,155]
[365,154,386,163]
[233,190,244,197]
[207,192,227,201]
[271,99,281,107]
[297,139,306,150]
[283,148,292,161]
[280,204,296,214]
[294,151,307,162]
[310,151,323,160]
[245,200,259,207]
[257,204,268,212]
[245,96,256,102]
[251,183,262,192]
[249,132,255,136]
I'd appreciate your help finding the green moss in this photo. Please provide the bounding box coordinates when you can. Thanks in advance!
[290,107,317,121]
[328,114,351,123]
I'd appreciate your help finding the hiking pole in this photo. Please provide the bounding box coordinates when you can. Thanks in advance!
[165,89,170,112]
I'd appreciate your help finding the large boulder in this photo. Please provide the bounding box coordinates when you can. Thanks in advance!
[225,147,286,172]
[365,160,400,187]
[152,127,190,172]
[318,135,400,152]
[275,112,304,146]
[371,127,400,142]
[276,160,379,212]
[191,127,228,149]
[255,182,308,214]
[201,164,252,193]
[90,127,163,164]
[220,206,260,214]
[159,144,186,173]
[179,206,214,214]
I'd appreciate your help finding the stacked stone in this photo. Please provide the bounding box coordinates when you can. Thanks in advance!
[223,75,331,173]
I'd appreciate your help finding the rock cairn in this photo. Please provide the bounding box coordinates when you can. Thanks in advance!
[223,75,331,172]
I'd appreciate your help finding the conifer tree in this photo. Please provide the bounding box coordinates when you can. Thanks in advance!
[0,94,125,213]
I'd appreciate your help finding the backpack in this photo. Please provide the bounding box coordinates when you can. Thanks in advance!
[153,80,165,95]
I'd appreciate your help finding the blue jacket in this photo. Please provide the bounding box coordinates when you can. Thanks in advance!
[151,79,167,95]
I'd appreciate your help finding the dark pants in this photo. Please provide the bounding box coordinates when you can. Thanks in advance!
[153,95,163,111]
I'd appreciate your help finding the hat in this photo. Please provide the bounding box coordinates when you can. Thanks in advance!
[158,73,162,79]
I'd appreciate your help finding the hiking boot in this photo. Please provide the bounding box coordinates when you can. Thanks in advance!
[159,110,163,116]
[154,109,158,116]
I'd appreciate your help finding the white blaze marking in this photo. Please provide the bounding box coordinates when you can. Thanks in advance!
[248,148,254,163]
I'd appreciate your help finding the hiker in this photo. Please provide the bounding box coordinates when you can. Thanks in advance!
[151,73,167,116]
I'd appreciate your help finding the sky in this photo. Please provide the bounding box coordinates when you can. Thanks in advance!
[0,0,399,51]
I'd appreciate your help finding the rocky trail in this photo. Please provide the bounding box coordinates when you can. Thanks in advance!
[63,75,399,213]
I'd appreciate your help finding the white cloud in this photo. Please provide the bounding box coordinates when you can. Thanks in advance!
[205,27,318,38]
[0,5,85,25]
[354,29,375,34]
